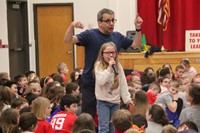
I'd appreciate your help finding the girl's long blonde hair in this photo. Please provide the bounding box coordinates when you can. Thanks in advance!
[31,97,50,120]
[94,42,119,90]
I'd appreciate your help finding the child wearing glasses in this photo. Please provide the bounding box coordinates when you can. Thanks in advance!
[94,42,132,133]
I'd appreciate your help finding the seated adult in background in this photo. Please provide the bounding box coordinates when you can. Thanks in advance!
[180,59,197,81]
[179,83,200,132]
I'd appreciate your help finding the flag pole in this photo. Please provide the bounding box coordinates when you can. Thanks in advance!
[161,24,166,51]
[161,0,166,51]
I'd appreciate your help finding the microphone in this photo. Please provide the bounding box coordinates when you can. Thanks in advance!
[112,64,118,75]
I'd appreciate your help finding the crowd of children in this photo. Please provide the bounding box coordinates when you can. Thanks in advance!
[124,59,200,133]
[0,42,200,133]
[0,62,85,133]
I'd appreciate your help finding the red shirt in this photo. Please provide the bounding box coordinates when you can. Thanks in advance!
[35,120,54,133]
[146,91,156,104]
[174,74,182,80]
[115,129,125,133]
[50,111,77,133]
[61,75,68,82]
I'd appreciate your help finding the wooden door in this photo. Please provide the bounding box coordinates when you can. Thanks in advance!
[35,5,73,79]
[76,47,85,68]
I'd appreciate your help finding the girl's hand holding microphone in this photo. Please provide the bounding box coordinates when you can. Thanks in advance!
[109,58,118,75]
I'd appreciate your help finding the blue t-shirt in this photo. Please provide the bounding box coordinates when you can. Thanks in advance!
[76,28,133,85]
[46,106,60,122]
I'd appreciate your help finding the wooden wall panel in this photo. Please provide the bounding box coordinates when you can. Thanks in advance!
[119,52,200,73]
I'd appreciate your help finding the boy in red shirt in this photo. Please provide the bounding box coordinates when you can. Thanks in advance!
[51,94,79,133]
[146,81,161,104]
[57,63,69,82]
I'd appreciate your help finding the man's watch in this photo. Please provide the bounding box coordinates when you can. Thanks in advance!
[136,29,141,32]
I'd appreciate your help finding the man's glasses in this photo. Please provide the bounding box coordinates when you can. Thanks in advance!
[102,51,116,55]
[101,19,117,24]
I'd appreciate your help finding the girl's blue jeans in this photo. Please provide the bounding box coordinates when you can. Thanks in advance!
[97,100,120,133]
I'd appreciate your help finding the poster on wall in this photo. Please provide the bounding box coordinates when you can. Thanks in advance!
[185,30,200,52]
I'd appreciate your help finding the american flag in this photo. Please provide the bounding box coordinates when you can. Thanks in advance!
[157,0,170,31]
